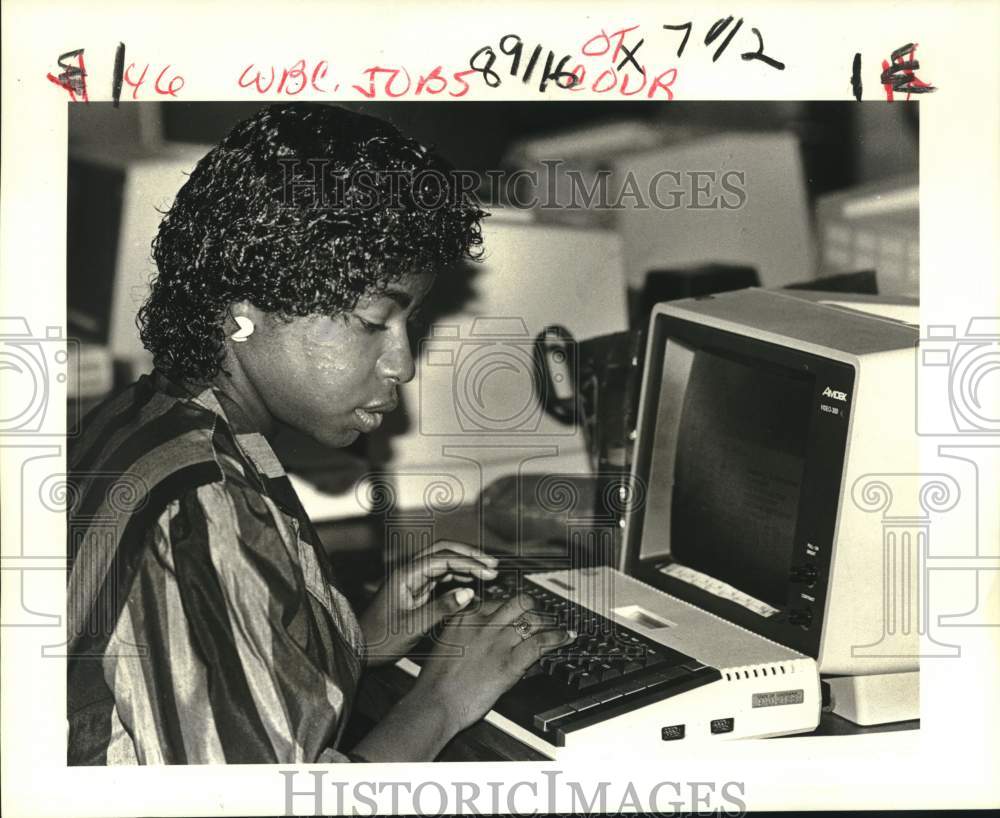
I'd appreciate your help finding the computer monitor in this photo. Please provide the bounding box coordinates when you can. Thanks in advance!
[68,143,212,374]
[815,175,918,299]
[612,132,817,291]
[620,288,919,679]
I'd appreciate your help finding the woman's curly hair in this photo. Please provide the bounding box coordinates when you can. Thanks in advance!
[138,103,486,381]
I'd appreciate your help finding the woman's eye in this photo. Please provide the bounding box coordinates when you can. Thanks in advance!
[356,316,388,333]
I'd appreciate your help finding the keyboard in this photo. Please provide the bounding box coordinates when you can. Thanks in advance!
[419,570,721,747]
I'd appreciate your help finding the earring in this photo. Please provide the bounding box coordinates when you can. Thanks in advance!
[231,315,255,343]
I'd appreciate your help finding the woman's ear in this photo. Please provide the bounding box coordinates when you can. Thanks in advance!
[227,301,263,343]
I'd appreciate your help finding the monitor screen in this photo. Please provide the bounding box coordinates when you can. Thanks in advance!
[639,314,840,632]
[640,338,814,614]
[626,307,856,653]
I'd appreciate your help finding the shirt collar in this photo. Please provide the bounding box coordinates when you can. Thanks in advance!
[150,369,288,480]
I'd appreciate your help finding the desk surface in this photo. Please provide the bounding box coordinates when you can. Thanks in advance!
[316,504,919,761]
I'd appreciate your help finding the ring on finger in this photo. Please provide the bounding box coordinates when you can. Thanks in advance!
[511,617,534,641]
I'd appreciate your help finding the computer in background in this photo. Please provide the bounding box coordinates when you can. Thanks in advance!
[399,288,919,757]
[66,143,213,416]
[68,143,212,383]
[815,175,919,299]
[611,132,818,291]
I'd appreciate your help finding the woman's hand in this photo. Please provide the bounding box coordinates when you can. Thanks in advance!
[412,594,575,733]
[351,594,573,761]
[358,540,500,666]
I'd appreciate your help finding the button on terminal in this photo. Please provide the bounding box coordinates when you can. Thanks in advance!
[710,717,735,734]
[661,724,686,741]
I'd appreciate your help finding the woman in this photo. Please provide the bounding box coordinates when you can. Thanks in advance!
[66,103,571,764]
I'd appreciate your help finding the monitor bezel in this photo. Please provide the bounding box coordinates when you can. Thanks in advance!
[621,305,856,657]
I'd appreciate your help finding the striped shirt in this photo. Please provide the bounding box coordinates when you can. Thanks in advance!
[66,371,366,764]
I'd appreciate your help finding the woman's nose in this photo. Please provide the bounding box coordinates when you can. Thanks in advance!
[378,333,416,385]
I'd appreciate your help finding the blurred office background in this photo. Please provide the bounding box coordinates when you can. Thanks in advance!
[67,101,918,520]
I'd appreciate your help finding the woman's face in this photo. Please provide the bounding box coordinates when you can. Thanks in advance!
[232,271,435,447]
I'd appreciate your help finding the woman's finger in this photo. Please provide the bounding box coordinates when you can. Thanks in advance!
[488,610,553,652]
[416,587,478,631]
[510,626,577,672]
[405,552,500,590]
[475,598,509,619]
[409,539,498,570]
[487,595,542,628]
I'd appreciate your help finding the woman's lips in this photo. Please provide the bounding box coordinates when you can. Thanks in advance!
[354,407,383,432]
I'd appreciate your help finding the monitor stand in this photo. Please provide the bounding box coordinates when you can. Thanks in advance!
[824,670,919,726]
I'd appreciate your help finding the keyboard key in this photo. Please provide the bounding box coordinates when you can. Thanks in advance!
[597,662,621,682]
[539,656,561,676]
[598,689,624,705]
[490,579,703,708]
[615,676,649,695]
[645,666,689,687]
[569,695,602,713]
[643,647,666,667]
[521,663,544,679]
[644,644,691,667]
[556,662,583,685]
